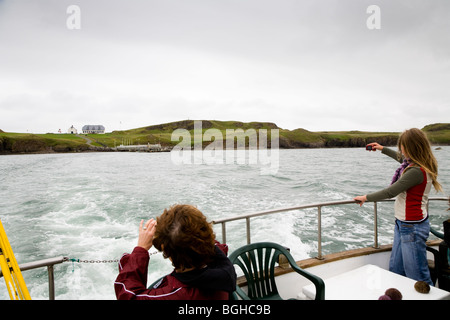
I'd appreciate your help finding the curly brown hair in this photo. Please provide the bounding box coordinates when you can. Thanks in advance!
[152,204,216,270]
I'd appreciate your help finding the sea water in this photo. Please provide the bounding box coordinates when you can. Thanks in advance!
[0,147,449,300]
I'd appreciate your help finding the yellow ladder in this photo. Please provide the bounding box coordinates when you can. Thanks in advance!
[0,220,31,300]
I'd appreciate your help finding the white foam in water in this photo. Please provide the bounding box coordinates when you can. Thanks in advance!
[0,148,449,299]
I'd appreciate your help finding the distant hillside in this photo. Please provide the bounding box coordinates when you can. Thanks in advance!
[0,133,96,154]
[422,123,450,131]
[133,120,280,132]
[1,121,449,154]
[421,123,450,145]
[82,120,450,149]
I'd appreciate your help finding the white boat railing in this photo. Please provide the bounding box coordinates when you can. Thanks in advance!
[212,197,449,260]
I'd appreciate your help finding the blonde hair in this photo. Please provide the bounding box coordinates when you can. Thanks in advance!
[398,128,442,192]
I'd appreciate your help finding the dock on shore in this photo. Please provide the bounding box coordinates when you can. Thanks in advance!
[114,143,166,152]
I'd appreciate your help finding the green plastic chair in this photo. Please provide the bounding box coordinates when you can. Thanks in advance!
[428,219,450,291]
[228,242,325,300]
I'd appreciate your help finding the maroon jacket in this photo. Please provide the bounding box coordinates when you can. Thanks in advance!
[114,242,236,300]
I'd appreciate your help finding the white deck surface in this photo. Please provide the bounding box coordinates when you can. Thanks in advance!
[302,264,450,300]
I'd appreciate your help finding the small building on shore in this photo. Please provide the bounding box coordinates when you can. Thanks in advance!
[82,125,105,134]
[68,125,78,134]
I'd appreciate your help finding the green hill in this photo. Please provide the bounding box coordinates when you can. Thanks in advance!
[1,121,449,154]
[422,123,450,145]
[0,132,90,154]
[96,120,282,149]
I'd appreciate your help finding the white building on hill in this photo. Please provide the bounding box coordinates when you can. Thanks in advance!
[82,125,105,134]
[67,125,78,134]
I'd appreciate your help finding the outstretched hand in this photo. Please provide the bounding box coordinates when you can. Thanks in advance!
[366,142,384,151]
[138,218,157,251]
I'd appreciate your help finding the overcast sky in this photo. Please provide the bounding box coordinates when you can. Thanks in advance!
[0,0,449,133]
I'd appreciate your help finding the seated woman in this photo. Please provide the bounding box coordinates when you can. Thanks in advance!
[114,204,237,300]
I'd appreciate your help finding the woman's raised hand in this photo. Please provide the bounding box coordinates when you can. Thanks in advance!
[138,219,157,251]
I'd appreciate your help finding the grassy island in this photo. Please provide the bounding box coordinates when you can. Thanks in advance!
[0,121,449,154]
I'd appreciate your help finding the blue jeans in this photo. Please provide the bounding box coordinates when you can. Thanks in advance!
[389,219,433,286]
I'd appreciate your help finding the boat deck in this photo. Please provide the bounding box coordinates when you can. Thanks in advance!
[236,240,449,300]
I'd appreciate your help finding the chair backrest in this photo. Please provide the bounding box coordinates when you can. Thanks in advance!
[228,242,290,300]
[444,219,450,246]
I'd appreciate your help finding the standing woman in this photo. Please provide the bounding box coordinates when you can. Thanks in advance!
[354,128,442,286]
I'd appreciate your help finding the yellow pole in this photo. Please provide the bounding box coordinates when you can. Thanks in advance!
[0,220,31,300]
[0,250,18,300]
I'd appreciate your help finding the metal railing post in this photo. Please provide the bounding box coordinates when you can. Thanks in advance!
[316,206,323,260]
[221,223,226,245]
[246,217,251,244]
[48,265,55,300]
[373,202,379,249]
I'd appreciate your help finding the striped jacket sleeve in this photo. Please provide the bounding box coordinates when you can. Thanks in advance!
[114,246,186,300]
[114,246,151,299]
